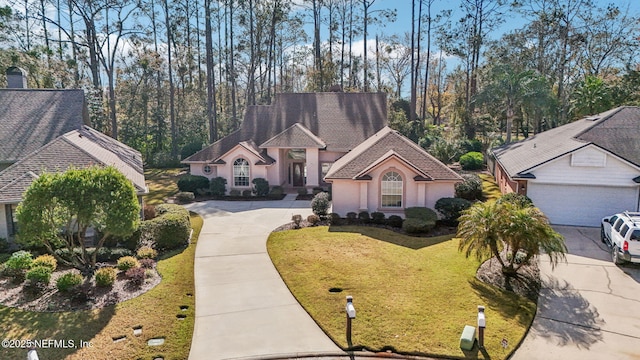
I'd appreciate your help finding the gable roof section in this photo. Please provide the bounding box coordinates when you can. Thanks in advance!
[0,126,146,204]
[325,126,462,181]
[0,89,89,164]
[491,106,640,178]
[259,123,326,149]
[183,92,387,162]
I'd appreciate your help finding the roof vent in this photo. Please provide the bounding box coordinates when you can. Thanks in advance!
[6,66,28,89]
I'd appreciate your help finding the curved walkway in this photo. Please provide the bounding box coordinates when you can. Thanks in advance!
[185,195,343,360]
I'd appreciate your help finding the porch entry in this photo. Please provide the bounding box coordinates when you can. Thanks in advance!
[287,149,306,187]
[292,162,305,186]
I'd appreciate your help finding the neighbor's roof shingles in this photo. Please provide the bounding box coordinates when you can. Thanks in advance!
[0,89,89,163]
[491,106,640,177]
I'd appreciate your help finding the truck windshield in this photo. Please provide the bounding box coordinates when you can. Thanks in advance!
[630,230,640,241]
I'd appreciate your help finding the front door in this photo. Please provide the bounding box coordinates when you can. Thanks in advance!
[292,162,305,187]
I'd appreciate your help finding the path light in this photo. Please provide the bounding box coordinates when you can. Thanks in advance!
[345,295,356,346]
[477,305,486,348]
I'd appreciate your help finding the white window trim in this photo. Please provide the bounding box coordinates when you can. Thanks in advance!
[380,170,403,209]
[233,158,250,187]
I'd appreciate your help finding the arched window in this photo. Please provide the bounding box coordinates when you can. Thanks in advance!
[381,171,402,208]
[233,158,250,186]
[203,164,213,175]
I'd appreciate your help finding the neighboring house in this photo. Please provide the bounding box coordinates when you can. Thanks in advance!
[183,92,461,216]
[0,67,147,240]
[489,106,640,226]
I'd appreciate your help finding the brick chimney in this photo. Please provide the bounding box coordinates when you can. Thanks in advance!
[6,66,27,88]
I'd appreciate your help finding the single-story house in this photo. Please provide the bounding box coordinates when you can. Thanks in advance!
[0,67,147,240]
[183,92,461,216]
[488,106,640,226]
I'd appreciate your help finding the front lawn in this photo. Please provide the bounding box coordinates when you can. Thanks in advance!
[267,226,535,359]
[0,212,202,359]
[144,167,185,205]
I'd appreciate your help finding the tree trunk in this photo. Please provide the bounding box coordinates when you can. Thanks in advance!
[205,0,217,143]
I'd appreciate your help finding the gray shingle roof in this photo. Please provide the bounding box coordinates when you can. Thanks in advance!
[0,89,89,164]
[183,92,388,162]
[0,126,146,203]
[325,126,462,181]
[260,123,327,149]
[491,106,640,178]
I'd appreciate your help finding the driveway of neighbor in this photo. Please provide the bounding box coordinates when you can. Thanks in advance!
[512,226,640,360]
[184,195,343,360]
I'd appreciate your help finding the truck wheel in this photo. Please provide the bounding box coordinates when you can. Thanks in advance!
[612,245,624,265]
[601,226,606,244]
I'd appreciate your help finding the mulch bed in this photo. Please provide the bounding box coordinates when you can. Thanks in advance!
[476,256,541,301]
[0,265,161,312]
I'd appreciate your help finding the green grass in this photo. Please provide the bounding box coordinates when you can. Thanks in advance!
[480,173,502,201]
[267,226,535,359]
[144,168,185,205]
[0,212,202,360]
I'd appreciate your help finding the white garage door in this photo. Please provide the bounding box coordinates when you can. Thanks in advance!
[527,183,639,227]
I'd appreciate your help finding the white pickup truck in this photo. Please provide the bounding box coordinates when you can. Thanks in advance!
[601,211,640,265]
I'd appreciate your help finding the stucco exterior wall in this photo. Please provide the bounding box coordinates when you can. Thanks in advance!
[306,147,320,186]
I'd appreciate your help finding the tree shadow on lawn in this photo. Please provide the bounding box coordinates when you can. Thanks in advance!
[328,225,453,250]
[469,279,536,328]
[0,304,115,359]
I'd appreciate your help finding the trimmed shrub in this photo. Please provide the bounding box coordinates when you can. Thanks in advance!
[269,186,284,197]
[151,204,191,252]
[26,266,52,287]
[139,258,155,269]
[455,174,483,201]
[402,218,435,234]
[371,212,386,225]
[387,215,403,228]
[177,175,210,193]
[329,213,342,225]
[176,191,195,203]
[33,254,57,271]
[4,251,33,280]
[210,177,227,197]
[125,267,146,286]
[346,212,358,224]
[358,211,371,223]
[117,256,140,271]
[311,192,331,217]
[459,151,484,170]
[56,272,83,292]
[94,247,112,262]
[252,178,270,196]
[136,246,157,259]
[297,187,308,196]
[109,248,134,261]
[242,189,253,197]
[95,267,117,287]
[462,139,483,153]
[496,192,534,208]
[143,204,157,220]
[229,189,241,197]
[307,214,320,226]
[291,214,303,229]
[312,187,324,195]
[404,207,438,222]
[435,197,472,224]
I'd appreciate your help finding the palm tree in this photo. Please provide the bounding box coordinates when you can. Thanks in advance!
[457,196,567,276]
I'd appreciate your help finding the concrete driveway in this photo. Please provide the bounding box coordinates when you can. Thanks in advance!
[512,226,640,360]
[184,195,343,360]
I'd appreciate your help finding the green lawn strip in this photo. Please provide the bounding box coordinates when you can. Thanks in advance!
[479,173,502,201]
[0,211,202,360]
[144,168,185,205]
[267,226,535,360]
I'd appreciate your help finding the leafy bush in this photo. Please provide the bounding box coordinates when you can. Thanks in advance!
[117,256,140,271]
[291,214,303,229]
[402,218,435,234]
[125,267,146,286]
[177,175,210,193]
[252,178,270,196]
[311,192,331,217]
[435,197,472,224]
[312,187,324,195]
[109,248,134,261]
[462,138,482,153]
[329,213,342,225]
[4,251,33,279]
[180,141,202,160]
[56,272,83,292]
[358,211,370,223]
[307,214,320,226]
[26,266,52,287]
[0,238,9,254]
[371,212,386,224]
[229,189,241,196]
[429,138,464,164]
[459,151,484,170]
[387,215,403,228]
[210,177,227,197]
[496,192,534,208]
[242,189,252,197]
[136,246,157,259]
[176,191,195,203]
[94,247,112,262]
[95,267,117,287]
[269,186,284,196]
[33,254,57,271]
[346,212,357,224]
[404,207,438,222]
[150,204,191,252]
[455,174,483,201]
[143,204,157,220]
[139,258,155,269]
[297,187,308,195]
